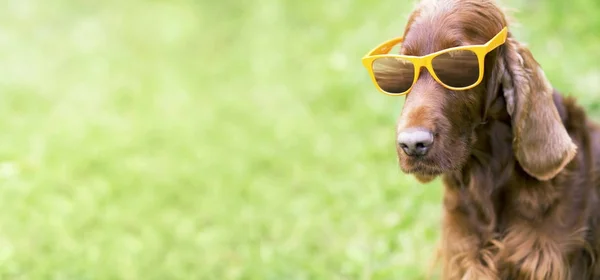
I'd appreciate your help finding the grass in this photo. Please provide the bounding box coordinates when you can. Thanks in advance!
[0,0,598,279]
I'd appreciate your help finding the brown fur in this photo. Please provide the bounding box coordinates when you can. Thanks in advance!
[393,0,600,279]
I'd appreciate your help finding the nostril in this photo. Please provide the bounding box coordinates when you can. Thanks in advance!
[415,142,429,156]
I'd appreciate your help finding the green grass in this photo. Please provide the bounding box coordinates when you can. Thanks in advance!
[0,0,598,279]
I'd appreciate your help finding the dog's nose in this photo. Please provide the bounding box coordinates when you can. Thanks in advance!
[397,128,434,157]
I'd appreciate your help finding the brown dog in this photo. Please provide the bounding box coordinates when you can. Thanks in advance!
[363,0,600,279]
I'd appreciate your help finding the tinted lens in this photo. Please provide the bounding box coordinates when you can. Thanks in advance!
[372,57,415,94]
[431,50,480,88]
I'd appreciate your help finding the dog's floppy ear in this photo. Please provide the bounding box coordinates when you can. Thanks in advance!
[496,36,577,181]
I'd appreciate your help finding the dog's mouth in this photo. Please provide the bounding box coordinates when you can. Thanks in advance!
[400,161,445,183]
[397,150,453,181]
[400,160,445,176]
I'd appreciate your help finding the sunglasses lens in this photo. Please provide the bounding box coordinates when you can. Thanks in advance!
[372,57,415,94]
[431,50,480,88]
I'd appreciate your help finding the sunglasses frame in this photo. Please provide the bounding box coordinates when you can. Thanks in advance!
[361,27,508,96]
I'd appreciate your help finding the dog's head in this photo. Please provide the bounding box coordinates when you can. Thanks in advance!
[395,0,576,182]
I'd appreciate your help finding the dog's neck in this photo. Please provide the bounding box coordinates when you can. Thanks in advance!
[439,90,516,236]
[444,88,514,187]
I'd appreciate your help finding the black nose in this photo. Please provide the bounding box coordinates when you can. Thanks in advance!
[397,128,434,157]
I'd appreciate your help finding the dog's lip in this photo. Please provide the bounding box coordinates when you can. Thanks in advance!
[400,157,445,176]
[403,165,444,176]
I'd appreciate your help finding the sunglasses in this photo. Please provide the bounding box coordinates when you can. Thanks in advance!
[361,27,508,96]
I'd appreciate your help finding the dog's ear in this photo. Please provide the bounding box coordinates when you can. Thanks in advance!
[496,36,577,181]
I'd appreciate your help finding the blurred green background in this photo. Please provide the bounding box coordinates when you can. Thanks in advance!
[0,0,598,279]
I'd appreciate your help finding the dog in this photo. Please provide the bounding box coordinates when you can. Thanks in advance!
[361,0,600,279]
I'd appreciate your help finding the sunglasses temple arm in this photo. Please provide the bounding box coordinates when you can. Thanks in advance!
[486,27,508,52]
[368,38,404,56]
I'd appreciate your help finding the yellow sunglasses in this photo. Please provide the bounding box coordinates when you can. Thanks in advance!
[361,27,508,96]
